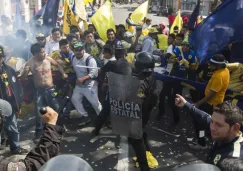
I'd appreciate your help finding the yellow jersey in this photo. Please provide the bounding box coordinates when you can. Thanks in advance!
[205,68,230,106]
[227,63,243,93]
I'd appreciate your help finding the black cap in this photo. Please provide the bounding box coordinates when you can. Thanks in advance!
[210,54,226,65]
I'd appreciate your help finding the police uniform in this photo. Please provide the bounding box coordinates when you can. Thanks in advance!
[0,46,28,154]
[130,52,158,170]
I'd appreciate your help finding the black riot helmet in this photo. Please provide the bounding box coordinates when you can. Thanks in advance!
[134,52,155,73]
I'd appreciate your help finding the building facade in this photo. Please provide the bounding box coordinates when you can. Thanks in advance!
[155,0,214,15]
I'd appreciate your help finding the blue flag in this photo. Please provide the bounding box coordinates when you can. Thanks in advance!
[188,0,201,30]
[15,0,23,30]
[189,0,243,63]
[43,0,60,28]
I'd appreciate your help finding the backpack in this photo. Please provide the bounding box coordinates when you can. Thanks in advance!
[71,55,100,79]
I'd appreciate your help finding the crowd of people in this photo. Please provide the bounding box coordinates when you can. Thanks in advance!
[0,10,242,171]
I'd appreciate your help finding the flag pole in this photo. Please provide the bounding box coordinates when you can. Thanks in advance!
[178,0,181,10]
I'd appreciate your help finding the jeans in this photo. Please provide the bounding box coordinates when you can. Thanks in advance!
[35,86,60,138]
[0,109,20,152]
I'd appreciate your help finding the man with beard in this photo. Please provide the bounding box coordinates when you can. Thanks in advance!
[175,94,243,167]
[71,42,102,125]
[0,46,28,154]
[21,43,67,142]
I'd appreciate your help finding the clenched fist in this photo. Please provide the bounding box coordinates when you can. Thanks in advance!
[40,107,58,125]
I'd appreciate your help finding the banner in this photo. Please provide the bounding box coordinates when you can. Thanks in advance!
[108,72,143,139]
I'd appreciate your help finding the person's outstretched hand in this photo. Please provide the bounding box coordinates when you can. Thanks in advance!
[175,94,187,108]
[41,107,58,125]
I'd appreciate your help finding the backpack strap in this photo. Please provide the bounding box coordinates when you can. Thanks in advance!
[85,56,93,73]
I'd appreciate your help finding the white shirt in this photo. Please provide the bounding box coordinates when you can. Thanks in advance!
[142,24,151,30]
[104,56,116,65]
[45,39,59,55]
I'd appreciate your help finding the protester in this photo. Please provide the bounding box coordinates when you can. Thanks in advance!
[175,33,184,46]
[71,42,102,126]
[132,26,144,53]
[0,46,28,154]
[167,33,176,47]
[14,29,32,61]
[168,13,175,29]
[193,54,230,149]
[36,33,46,47]
[116,24,126,41]
[87,24,100,39]
[66,33,78,51]
[142,18,152,30]
[105,28,123,54]
[45,28,61,55]
[226,62,243,93]
[141,27,159,53]
[51,39,74,74]
[83,30,105,64]
[125,13,138,33]
[21,43,67,142]
[175,94,243,167]
[157,41,197,123]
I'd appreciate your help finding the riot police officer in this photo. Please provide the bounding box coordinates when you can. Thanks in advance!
[130,52,158,170]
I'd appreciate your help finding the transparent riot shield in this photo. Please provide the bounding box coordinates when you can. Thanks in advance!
[39,155,93,171]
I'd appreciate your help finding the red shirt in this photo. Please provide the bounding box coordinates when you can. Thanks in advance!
[182,16,189,24]
[168,15,175,25]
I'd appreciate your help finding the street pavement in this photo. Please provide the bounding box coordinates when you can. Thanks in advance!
[0,81,208,171]
[0,4,208,171]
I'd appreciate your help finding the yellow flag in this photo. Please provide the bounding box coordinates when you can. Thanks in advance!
[170,10,183,34]
[63,0,79,34]
[131,1,149,24]
[84,0,94,5]
[91,0,116,41]
[74,0,87,21]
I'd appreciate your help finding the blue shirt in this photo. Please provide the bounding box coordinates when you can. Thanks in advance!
[172,47,196,78]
